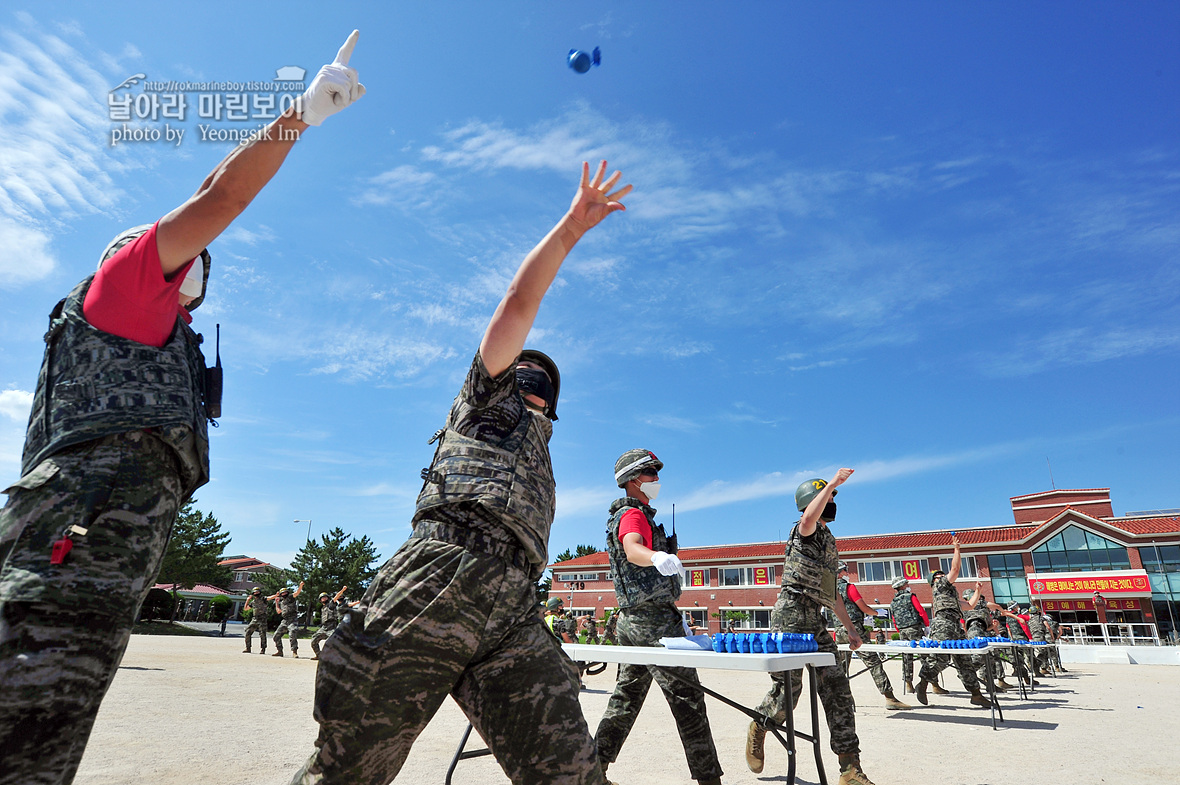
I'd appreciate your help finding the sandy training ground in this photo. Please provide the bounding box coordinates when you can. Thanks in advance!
[74,633,1175,785]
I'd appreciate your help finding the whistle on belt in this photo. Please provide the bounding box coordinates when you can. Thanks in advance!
[50,525,89,565]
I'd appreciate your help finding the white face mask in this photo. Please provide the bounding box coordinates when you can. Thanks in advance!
[638,481,660,501]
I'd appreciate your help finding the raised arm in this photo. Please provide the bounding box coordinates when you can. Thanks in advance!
[799,468,853,537]
[479,160,631,376]
[946,535,962,584]
[333,586,348,603]
[155,31,364,274]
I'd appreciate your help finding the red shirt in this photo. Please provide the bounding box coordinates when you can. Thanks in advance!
[83,221,194,348]
[846,583,864,604]
[912,594,930,626]
[618,508,653,550]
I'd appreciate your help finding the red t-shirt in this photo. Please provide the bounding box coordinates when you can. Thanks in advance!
[618,508,653,550]
[912,595,930,626]
[83,221,194,348]
[846,583,864,603]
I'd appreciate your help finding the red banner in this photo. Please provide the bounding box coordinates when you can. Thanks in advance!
[1029,573,1150,596]
[753,566,771,586]
[688,569,707,587]
[900,560,923,581]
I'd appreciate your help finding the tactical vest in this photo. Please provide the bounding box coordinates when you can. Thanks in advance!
[965,595,991,629]
[891,589,923,629]
[1027,610,1047,639]
[278,594,297,621]
[414,407,555,576]
[835,577,865,630]
[931,576,963,620]
[606,498,681,608]
[320,601,340,630]
[780,520,839,610]
[21,274,211,496]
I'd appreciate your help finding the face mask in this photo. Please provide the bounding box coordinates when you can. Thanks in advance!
[638,481,660,501]
[820,501,837,521]
[517,368,555,415]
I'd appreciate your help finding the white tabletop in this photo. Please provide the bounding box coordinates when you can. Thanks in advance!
[837,642,1009,654]
[563,643,835,672]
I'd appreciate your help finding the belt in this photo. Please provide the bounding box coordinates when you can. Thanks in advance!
[412,520,531,572]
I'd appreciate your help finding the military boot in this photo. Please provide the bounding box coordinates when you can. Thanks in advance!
[883,691,912,710]
[996,678,1014,691]
[242,648,251,653]
[970,689,993,708]
[745,720,766,773]
[272,650,284,657]
[915,679,930,705]
[904,679,914,694]
[837,754,877,785]
[928,681,950,695]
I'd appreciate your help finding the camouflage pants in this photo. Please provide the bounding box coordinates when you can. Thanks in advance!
[1030,636,1050,672]
[834,627,893,697]
[289,536,603,785]
[0,432,183,785]
[965,621,999,681]
[918,615,980,691]
[594,603,723,781]
[896,624,926,684]
[755,591,859,756]
[274,617,303,654]
[584,629,599,644]
[244,616,268,651]
[310,625,336,656]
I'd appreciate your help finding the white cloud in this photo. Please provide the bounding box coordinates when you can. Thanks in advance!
[0,389,33,422]
[0,218,55,287]
[556,485,615,520]
[638,414,701,433]
[220,225,276,246]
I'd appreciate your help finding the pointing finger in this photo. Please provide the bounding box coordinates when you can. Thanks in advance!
[334,29,360,66]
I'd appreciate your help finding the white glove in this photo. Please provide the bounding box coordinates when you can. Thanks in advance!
[650,551,684,577]
[299,30,365,126]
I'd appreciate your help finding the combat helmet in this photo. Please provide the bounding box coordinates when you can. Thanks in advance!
[99,224,211,312]
[795,478,837,512]
[318,592,331,601]
[517,349,561,420]
[614,449,663,488]
[250,587,262,596]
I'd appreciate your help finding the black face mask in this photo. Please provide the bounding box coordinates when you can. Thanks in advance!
[820,501,837,521]
[516,368,555,413]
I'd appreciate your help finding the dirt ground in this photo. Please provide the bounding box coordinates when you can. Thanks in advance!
[73,633,1175,785]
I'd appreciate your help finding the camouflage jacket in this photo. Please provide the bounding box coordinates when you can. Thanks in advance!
[21,274,211,495]
[319,600,340,630]
[779,520,839,610]
[964,594,991,629]
[931,575,963,621]
[413,353,555,579]
[277,593,298,622]
[606,497,680,609]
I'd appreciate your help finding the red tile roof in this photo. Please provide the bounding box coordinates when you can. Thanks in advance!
[1010,488,1110,501]
[1104,516,1180,535]
[152,582,234,595]
[218,557,272,568]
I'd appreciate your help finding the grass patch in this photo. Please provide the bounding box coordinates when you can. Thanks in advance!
[132,621,207,636]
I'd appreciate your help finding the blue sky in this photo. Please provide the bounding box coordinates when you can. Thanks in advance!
[1,3,1177,575]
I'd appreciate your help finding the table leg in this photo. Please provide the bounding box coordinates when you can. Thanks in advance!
[445,722,493,785]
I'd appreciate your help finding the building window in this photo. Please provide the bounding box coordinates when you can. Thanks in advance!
[682,609,709,629]
[731,608,772,629]
[857,560,931,583]
[1030,525,1131,573]
[987,553,1030,605]
[720,566,775,586]
[939,555,978,579]
[1142,545,1180,638]
[558,573,601,582]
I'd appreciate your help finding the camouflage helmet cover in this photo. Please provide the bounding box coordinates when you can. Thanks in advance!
[99,224,211,312]
[614,449,663,488]
[545,596,563,611]
[891,578,909,590]
[795,478,837,512]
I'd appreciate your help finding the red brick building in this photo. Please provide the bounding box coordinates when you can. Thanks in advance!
[549,487,1180,638]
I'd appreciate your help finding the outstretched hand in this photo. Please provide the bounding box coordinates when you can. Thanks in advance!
[299,30,366,126]
[568,160,632,232]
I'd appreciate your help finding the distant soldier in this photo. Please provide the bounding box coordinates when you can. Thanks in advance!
[583,613,600,644]
[1045,614,1066,671]
[544,597,576,643]
[603,611,619,645]
[310,586,348,660]
[888,577,929,694]
[1025,601,1052,676]
[242,587,269,655]
[999,602,1036,687]
[834,563,910,710]
[963,588,1011,692]
[270,582,304,658]
[913,537,992,708]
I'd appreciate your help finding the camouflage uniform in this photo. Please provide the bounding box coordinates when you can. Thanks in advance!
[583,615,599,644]
[273,593,303,655]
[243,593,269,653]
[310,600,340,657]
[0,272,211,785]
[603,612,618,645]
[917,576,980,691]
[833,577,893,698]
[291,354,603,785]
[963,593,993,682]
[1002,613,1031,682]
[756,522,860,757]
[595,498,722,781]
[890,588,926,685]
[1026,607,1051,673]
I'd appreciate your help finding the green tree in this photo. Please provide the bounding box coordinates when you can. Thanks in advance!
[156,499,232,622]
[552,544,601,562]
[289,527,380,625]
